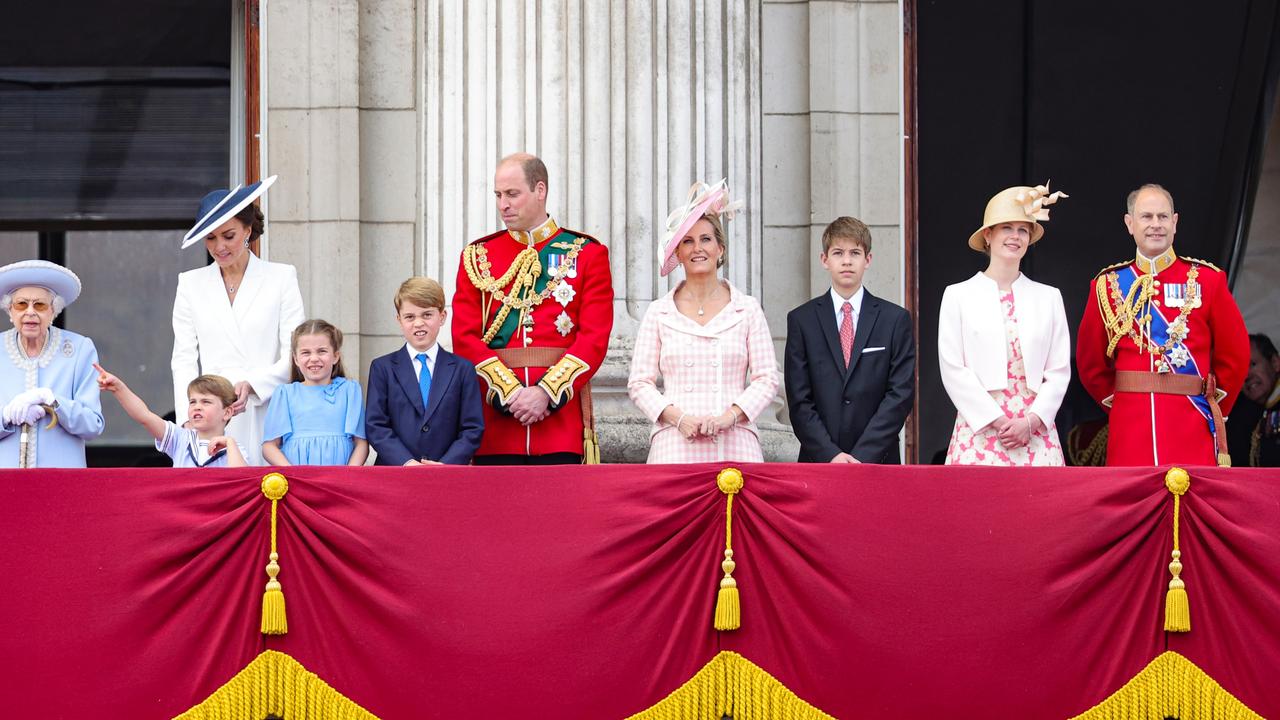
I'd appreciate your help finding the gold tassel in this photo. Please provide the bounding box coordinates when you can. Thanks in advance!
[583,429,601,465]
[260,472,290,635]
[1163,467,1190,633]
[714,468,744,631]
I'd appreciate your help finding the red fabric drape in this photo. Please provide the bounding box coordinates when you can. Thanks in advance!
[1,464,1277,718]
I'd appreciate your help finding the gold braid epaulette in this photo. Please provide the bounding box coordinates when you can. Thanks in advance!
[1095,260,1155,359]
[1094,259,1131,279]
[1181,256,1223,272]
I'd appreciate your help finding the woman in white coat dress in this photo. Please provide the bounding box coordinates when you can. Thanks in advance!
[171,176,305,465]
[938,183,1070,466]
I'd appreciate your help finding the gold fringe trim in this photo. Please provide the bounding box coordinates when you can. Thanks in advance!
[174,650,378,720]
[626,651,835,720]
[1069,651,1262,720]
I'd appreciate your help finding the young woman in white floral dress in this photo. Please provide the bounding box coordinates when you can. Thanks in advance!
[938,184,1072,466]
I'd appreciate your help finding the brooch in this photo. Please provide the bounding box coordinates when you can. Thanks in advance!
[555,311,574,336]
[553,281,576,307]
[62,341,74,357]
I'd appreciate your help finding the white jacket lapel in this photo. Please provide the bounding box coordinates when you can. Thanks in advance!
[200,262,247,359]
[233,253,267,326]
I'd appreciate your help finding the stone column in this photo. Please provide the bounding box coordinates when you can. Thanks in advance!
[263,0,364,363]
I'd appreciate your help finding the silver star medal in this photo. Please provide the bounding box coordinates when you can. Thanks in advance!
[553,281,576,307]
[1168,344,1191,368]
[555,311,574,336]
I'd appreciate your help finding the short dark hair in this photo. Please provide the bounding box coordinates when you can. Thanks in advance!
[500,153,549,191]
[234,202,265,243]
[821,216,873,254]
[1250,333,1278,362]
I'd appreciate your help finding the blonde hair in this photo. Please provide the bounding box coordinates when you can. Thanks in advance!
[187,375,237,408]
[290,318,347,383]
[701,213,728,269]
[394,277,446,312]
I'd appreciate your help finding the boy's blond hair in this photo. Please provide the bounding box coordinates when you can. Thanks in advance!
[187,375,237,408]
[821,216,873,254]
[394,277,446,312]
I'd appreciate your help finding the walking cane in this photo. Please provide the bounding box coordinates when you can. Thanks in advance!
[17,404,59,469]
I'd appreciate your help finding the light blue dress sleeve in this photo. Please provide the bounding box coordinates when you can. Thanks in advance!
[55,336,105,441]
[344,379,366,439]
[262,382,295,444]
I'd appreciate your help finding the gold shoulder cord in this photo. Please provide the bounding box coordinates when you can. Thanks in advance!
[462,242,542,344]
[461,236,589,345]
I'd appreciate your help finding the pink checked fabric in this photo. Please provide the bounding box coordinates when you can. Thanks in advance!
[839,301,854,367]
[628,282,780,464]
[946,292,1064,466]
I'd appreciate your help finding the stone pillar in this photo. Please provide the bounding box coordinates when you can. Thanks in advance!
[357,0,424,377]
[762,0,902,311]
[263,0,364,364]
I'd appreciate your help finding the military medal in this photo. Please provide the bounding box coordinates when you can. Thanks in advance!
[1168,345,1191,368]
[1164,283,1186,308]
[553,281,576,307]
[555,311,574,336]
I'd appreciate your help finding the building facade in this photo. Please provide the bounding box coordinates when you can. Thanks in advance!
[262,0,904,461]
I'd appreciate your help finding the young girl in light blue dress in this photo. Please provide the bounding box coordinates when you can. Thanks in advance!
[262,319,369,466]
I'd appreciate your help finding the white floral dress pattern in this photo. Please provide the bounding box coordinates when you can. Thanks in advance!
[945,292,1064,466]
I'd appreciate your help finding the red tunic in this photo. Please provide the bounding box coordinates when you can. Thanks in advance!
[452,217,614,458]
[1077,250,1249,466]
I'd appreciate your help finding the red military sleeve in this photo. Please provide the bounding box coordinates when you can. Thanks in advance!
[452,238,525,407]
[537,241,615,405]
[1077,275,1115,411]
[1205,269,1250,415]
[451,240,496,366]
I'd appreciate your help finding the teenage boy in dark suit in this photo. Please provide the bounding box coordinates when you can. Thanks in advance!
[784,217,915,463]
[366,277,484,465]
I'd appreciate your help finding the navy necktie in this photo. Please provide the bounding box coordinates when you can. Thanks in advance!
[416,353,433,409]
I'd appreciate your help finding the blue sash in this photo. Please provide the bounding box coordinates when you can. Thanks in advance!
[1113,267,1214,434]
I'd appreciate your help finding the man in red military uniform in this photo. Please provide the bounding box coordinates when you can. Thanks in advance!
[452,153,614,464]
[1078,184,1249,466]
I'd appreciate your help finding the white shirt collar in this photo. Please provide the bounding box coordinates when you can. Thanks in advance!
[405,342,440,370]
[830,285,865,325]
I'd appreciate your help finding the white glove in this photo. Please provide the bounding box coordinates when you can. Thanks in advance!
[24,387,56,407]
[3,388,55,427]
[2,398,23,426]
[19,404,46,425]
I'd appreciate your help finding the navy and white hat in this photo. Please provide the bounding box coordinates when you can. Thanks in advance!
[181,175,277,249]
[0,260,82,306]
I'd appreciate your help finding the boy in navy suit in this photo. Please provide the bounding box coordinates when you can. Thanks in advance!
[784,217,915,463]
[366,277,484,465]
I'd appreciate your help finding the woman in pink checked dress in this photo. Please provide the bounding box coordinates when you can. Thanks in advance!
[939,184,1070,466]
[628,180,780,464]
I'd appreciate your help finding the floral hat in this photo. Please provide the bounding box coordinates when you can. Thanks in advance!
[968,181,1068,252]
[658,179,743,276]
